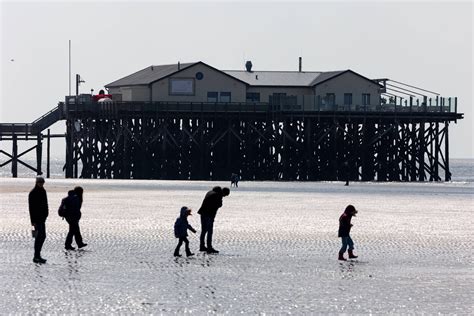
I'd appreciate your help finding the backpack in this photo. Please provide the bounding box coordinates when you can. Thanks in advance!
[58,197,68,218]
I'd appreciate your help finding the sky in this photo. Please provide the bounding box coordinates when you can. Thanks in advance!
[1,0,473,158]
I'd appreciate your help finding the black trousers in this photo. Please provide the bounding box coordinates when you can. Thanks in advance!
[34,222,46,258]
[200,216,214,249]
[65,219,84,247]
[174,237,191,255]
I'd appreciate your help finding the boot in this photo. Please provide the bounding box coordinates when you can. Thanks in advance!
[199,245,207,252]
[33,257,47,264]
[338,252,347,261]
[186,249,195,257]
[348,250,358,259]
[207,248,219,254]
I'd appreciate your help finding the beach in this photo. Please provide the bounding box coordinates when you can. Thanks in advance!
[0,178,472,313]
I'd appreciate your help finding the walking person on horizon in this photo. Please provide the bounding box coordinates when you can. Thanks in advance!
[338,205,358,261]
[343,161,350,186]
[198,186,230,254]
[64,186,87,250]
[28,176,49,264]
[231,173,239,187]
[174,206,197,257]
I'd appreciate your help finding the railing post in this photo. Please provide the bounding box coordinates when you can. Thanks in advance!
[12,134,18,178]
[410,96,413,112]
[36,133,42,175]
[454,97,457,113]
[47,129,51,178]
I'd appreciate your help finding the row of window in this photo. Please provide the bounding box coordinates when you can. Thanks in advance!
[206,92,371,105]
[326,93,371,106]
[207,92,231,103]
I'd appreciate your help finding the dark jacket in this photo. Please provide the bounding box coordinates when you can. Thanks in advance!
[64,190,82,221]
[338,210,354,237]
[28,185,49,224]
[174,208,196,238]
[197,188,223,219]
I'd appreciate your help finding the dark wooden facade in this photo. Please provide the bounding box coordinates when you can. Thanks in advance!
[61,101,462,181]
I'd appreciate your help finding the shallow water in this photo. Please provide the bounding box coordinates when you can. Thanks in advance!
[0,178,472,313]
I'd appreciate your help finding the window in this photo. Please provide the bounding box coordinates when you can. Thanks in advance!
[169,78,194,95]
[207,92,218,102]
[326,93,335,106]
[344,93,352,105]
[220,92,231,103]
[362,93,371,105]
[246,92,260,102]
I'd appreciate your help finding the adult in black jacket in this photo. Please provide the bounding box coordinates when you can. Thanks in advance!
[198,186,230,253]
[64,186,87,250]
[28,176,48,263]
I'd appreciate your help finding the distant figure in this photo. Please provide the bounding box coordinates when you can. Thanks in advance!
[64,186,87,250]
[173,206,197,257]
[198,186,230,254]
[343,161,349,186]
[28,176,49,264]
[338,205,358,261]
[231,173,240,187]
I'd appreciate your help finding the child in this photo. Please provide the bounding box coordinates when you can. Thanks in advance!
[174,206,197,257]
[338,205,358,261]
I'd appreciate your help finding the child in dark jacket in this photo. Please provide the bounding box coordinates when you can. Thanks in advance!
[174,207,197,257]
[338,205,358,261]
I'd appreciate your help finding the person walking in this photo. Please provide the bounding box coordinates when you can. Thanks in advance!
[231,173,239,187]
[338,205,358,261]
[198,186,230,254]
[28,176,49,263]
[64,186,87,250]
[173,206,197,257]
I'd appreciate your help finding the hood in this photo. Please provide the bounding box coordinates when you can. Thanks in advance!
[180,206,190,218]
[67,190,75,197]
[344,205,357,216]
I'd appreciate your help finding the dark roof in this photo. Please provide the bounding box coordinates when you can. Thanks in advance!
[223,70,359,87]
[309,71,346,86]
[106,62,197,87]
[106,62,379,88]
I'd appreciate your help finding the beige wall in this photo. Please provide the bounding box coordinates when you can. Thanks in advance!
[151,63,247,102]
[315,71,381,106]
[246,86,313,104]
[108,86,148,102]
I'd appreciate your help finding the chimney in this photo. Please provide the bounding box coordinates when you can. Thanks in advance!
[178,61,181,70]
[245,60,253,72]
[298,57,302,72]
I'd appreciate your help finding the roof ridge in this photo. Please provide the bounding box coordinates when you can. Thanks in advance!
[224,70,324,73]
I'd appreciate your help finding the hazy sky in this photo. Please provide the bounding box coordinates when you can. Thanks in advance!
[1,0,472,158]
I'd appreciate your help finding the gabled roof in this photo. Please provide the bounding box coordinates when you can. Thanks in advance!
[106,62,380,88]
[222,70,327,86]
[224,70,373,87]
[106,62,197,87]
[309,71,346,86]
[310,69,383,88]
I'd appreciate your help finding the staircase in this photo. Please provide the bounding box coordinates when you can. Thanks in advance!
[0,104,65,137]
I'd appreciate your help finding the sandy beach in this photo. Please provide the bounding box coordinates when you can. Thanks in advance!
[0,178,472,313]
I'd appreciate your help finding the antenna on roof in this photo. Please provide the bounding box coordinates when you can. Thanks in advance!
[299,57,302,72]
[245,60,252,72]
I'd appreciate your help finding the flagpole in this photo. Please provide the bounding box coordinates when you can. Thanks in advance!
[69,40,71,96]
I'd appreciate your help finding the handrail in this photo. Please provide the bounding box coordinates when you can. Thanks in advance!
[32,105,61,125]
